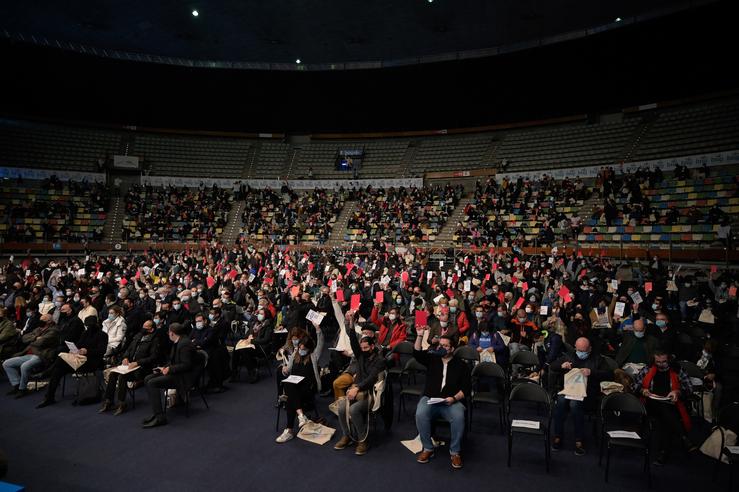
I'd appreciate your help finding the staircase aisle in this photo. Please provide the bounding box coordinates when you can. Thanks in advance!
[432,197,471,248]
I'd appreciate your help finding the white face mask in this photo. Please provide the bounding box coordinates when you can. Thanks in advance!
[388,314,397,321]
[257,314,265,322]
[440,321,448,328]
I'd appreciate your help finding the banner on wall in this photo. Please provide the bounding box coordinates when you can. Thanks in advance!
[140,176,423,190]
[0,166,106,183]
[495,149,739,182]
[113,155,140,170]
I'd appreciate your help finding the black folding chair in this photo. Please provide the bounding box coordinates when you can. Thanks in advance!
[397,358,427,422]
[386,341,414,389]
[679,359,706,418]
[712,402,739,491]
[510,349,541,386]
[470,362,507,434]
[507,381,552,472]
[454,345,480,369]
[598,392,651,487]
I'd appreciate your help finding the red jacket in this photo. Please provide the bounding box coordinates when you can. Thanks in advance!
[454,311,470,335]
[371,306,407,348]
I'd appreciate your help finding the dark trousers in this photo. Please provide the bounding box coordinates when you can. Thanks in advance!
[554,395,585,441]
[283,381,314,429]
[104,371,141,404]
[231,348,257,373]
[44,359,75,400]
[646,399,686,453]
[145,373,178,416]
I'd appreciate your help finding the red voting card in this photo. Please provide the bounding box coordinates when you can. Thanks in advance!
[558,285,570,300]
[446,289,455,299]
[206,276,216,289]
[513,297,524,310]
[375,291,384,303]
[711,265,718,273]
[729,286,737,297]
[351,294,361,311]
[521,282,528,292]
[485,273,491,281]
[308,262,314,272]
[401,271,409,284]
[229,270,238,279]
[645,282,653,293]
[290,286,300,298]
[415,310,428,327]
[336,290,345,302]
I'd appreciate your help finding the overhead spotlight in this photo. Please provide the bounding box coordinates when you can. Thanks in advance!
[192,10,199,17]
[296,58,301,64]
[428,0,434,3]
[615,17,622,22]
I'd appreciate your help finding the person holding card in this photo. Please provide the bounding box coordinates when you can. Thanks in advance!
[412,326,470,469]
[370,303,407,351]
[275,325,324,443]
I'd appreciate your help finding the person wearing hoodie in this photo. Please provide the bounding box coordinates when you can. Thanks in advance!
[36,316,108,408]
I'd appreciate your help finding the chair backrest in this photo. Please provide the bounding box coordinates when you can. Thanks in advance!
[511,350,539,367]
[392,341,415,356]
[509,381,550,406]
[717,401,739,433]
[403,357,427,375]
[678,360,704,379]
[601,392,646,417]
[454,345,480,362]
[472,361,506,380]
[601,355,618,371]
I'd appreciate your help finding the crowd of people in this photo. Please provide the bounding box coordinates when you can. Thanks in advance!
[455,174,588,247]
[122,184,232,241]
[239,186,346,244]
[347,184,463,243]
[1,176,108,243]
[1,243,737,469]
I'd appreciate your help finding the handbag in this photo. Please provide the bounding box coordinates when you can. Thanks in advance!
[75,373,102,405]
[297,421,336,445]
[59,352,88,371]
[700,427,736,463]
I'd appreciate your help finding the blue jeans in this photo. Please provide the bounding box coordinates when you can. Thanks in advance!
[3,354,42,390]
[553,395,585,441]
[415,396,466,455]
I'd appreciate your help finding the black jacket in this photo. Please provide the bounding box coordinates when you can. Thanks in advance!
[347,324,386,392]
[413,349,471,399]
[78,328,109,371]
[123,331,160,371]
[551,352,613,400]
[56,314,84,352]
[167,336,197,395]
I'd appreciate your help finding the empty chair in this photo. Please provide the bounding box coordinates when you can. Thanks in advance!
[507,381,552,472]
[469,362,507,434]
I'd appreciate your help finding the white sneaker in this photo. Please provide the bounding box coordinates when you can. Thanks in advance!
[275,429,294,443]
[298,414,310,428]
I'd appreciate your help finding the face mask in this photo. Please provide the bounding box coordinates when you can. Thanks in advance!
[428,347,448,357]
[197,289,203,294]
[173,304,181,311]
[651,304,658,311]
[65,291,73,296]
[298,349,309,357]
[195,321,205,330]
[257,314,265,322]
[702,350,710,358]
[396,298,403,305]
[524,307,532,314]
[684,283,691,288]
[468,295,475,302]
[481,331,490,337]
[576,350,589,360]
[108,313,116,321]
[139,293,146,299]
[43,299,50,303]
[292,339,299,347]
[54,301,63,308]
[440,321,448,328]
[450,307,457,313]
[153,319,161,325]
[388,314,397,321]
[634,330,645,339]
[498,311,505,317]
[518,317,526,323]
[475,312,483,319]
[656,320,666,328]
[118,293,125,299]
[73,296,80,302]
[26,311,33,318]
[181,295,190,302]
[149,294,156,299]
[208,314,216,322]
[222,297,229,303]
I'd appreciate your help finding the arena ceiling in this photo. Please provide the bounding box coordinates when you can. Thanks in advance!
[0,0,718,70]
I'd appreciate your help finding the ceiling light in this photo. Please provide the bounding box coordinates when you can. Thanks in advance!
[615,17,622,22]
[296,58,301,64]
[192,10,199,17]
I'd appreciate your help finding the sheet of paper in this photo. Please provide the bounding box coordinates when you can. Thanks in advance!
[463,280,471,292]
[614,302,626,317]
[433,294,445,304]
[607,430,640,439]
[630,291,643,305]
[511,419,540,430]
[540,305,548,316]
[65,341,80,354]
[426,397,447,405]
[401,435,423,454]
[306,310,326,325]
[283,375,305,384]
[725,446,739,454]
[111,365,141,375]
[273,328,288,334]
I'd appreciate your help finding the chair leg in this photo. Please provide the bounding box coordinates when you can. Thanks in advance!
[201,390,209,409]
[507,433,513,467]
[605,445,611,483]
[646,449,651,489]
[275,404,281,432]
[599,435,605,466]
[498,406,504,435]
[397,395,403,423]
